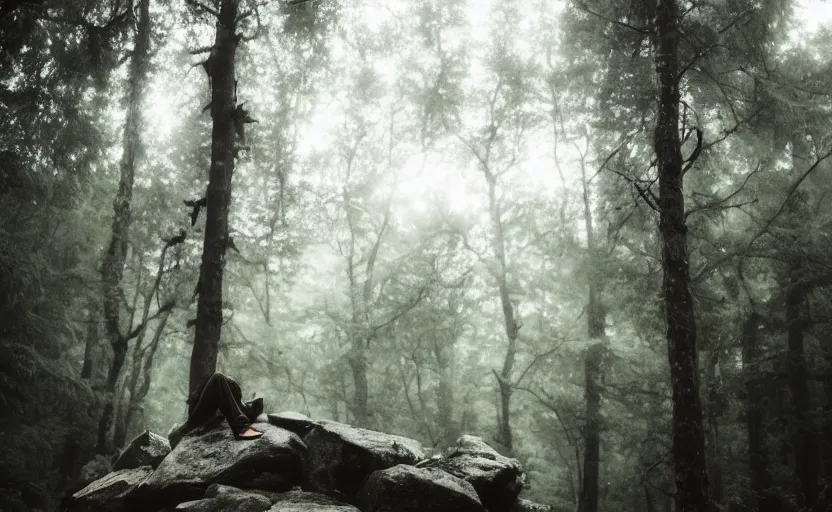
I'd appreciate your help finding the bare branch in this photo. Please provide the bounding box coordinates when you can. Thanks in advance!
[511,382,582,442]
[189,45,215,55]
[686,162,761,219]
[238,2,264,41]
[681,127,703,174]
[607,168,661,212]
[514,340,569,387]
[573,1,652,35]
[688,198,758,219]
[368,284,430,340]
[185,0,219,17]
[588,142,627,182]
[677,8,754,79]
[124,299,175,342]
[693,149,832,283]
[701,107,763,152]
[742,151,832,252]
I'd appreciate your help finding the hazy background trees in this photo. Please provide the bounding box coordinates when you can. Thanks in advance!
[1,0,831,510]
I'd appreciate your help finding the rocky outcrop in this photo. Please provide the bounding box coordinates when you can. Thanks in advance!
[422,434,525,511]
[357,464,484,512]
[113,430,171,471]
[267,411,324,438]
[70,412,546,512]
[71,466,153,511]
[175,485,273,512]
[303,420,424,501]
[135,418,306,507]
[174,485,359,512]
[269,489,361,511]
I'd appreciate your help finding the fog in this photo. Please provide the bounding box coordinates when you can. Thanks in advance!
[1,0,831,510]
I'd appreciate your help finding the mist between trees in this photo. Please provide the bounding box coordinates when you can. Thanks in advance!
[1,0,831,510]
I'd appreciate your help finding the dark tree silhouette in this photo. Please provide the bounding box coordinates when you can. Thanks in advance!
[652,0,709,508]
[188,0,250,405]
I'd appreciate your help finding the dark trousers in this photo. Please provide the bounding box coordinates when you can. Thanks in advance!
[185,372,250,434]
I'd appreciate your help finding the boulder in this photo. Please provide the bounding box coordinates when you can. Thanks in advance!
[510,498,553,512]
[356,464,485,512]
[175,485,272,512]
[113,430,171,471]
[422,435,525,511]
[269,489,360,512]
[70,466,153,512]
[205,483,283,503]
[135,418,306,508]
[267,412,323,438]
[176,496,271,512]
[303,421,424,501]
[174,487,358,512]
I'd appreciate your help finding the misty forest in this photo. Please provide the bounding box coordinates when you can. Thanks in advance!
[2,0,832,511]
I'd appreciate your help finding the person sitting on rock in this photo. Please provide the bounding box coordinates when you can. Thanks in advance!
[169,372,264,447]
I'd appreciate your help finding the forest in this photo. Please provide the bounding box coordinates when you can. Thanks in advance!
[1,0,831,510]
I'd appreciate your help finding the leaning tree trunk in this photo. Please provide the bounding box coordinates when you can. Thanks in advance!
[578,153,605,512]
[741,312,782,512]
[96,0,152,454]
[652,0,709,509]
[188,0,240,404]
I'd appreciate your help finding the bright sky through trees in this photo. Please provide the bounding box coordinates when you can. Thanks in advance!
[140,0,831,226]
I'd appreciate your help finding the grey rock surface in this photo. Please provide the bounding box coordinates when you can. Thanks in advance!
[357,464,485,512]
[137,419,306,507]
[267,411,323,439]
[71,466,153,511]
[268,489,360,512]
[113,430,171,471]
[174,484,273,512]
[423,434,525,511]
[303,421,424,501]
[175,494,272,512]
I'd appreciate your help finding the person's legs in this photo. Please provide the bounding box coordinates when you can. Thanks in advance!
[185,373,257,437]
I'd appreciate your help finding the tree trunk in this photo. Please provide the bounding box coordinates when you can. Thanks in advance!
[483,172,518,455]
[652,0,709,509]
[579,342,604,512]
[435,338,456,446]
[578,153,605,512]
[742,312,782,511]
[116,311,170,448]
[703,348,724,508]
[189,0,239,404]
[822,331,832,509]
[784,280,822,510]
[81,301,99,380]
[96,0,152,454]
[349,336,370,427]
